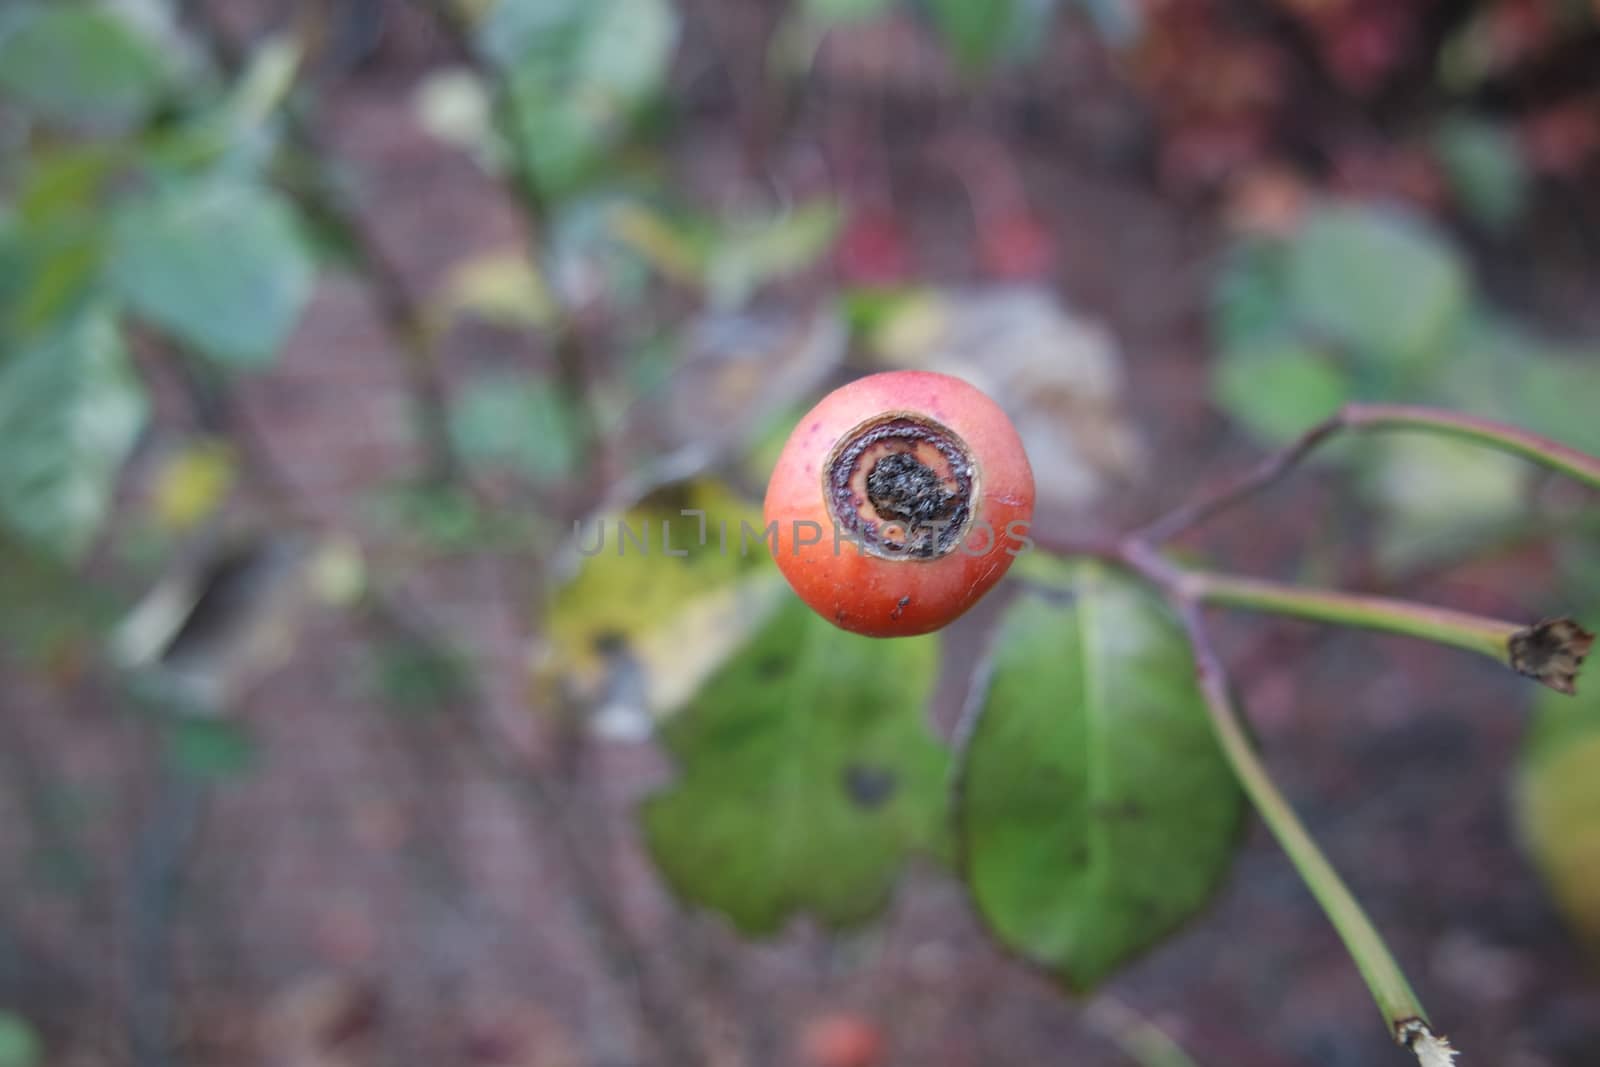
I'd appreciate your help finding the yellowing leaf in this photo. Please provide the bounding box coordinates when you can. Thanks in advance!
[537,480,773,723]
[1518,681,1600,958]
[227,35,301,130]
[307,535,366,607]
[630,575,785,716]
[434,249,554,330]
[607,201,702,285]
[151,440,235,531]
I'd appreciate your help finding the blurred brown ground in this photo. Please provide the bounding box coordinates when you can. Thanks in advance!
[3,1,1598,1065]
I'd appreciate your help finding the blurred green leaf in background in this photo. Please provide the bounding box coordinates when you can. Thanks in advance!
[1286,203,1468,370]
[109,180,315,366]
[0,306,146,561]
[479,0,680,197]
[450,372,583,485]
[1211,199,1600,569]
[0,1014,41,1067]
[1432,116,1529,233]
[1518,673,1600,960]
[0,3,170,129]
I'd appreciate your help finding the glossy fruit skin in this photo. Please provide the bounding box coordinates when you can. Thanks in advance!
[763,370,1035,637]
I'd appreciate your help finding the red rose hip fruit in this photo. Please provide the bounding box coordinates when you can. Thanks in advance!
[763,370,1035,637]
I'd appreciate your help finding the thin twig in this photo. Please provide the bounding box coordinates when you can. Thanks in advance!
[127,760,207,1067]
[281,166,464,484]
[361,590,708,1067]
[1228,504,1600,685]
[1066,404,1600,1063]
[1178,569,1593,694]
[171,322,705,1066]
[424,2,599,476]
[1177,597,1434,1047]
[186,8,463,484]
[1116,542,1434,1055]
[1137,403,1600,546]
[1132,413,1348,545]
[1084,995,1204,1067]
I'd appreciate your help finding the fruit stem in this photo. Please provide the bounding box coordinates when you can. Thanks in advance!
[1171,593,1431,1043]
[1114,542,1441,1059]
[1093,399,1600,1065]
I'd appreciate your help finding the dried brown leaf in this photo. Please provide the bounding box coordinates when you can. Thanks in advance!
[1509,618,1595,695]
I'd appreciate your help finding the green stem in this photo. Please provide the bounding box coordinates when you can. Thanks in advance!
[1176,603,1428,1035]
[1182,569,1593,695]
[1140,403,1600,545]
[1347,403,1600,492]
[1180,571,1514,663]
[1085,997,1202,1067]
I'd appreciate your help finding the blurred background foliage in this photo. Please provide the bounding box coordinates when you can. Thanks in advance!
[1,0,1600,1064]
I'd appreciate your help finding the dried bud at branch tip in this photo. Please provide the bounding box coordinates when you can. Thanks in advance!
[1509,618,1594,695]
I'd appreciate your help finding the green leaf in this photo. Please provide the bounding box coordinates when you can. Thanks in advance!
[0,1014,41,1067]
[957,559,1243,990]
[1433,116,1527,232]
[1212,338,1349,445]
[539,480,779,725]
[0,216,105,341]
[803,0,895,23]
[929,0,1022,73]
[0,307,147,560]
[368,638,469,718]
[0,147,125,340]
[706,202,843,310]
[108,181,315,366]
[485,0,678,94]
[642,597,949,933]
[0,528,116,656]
[1503,346,1600,456]
[1364,434,1528,570]
[480,0,590,70]
[0,3,168,128]
[450,372,580,483]
[579,0,679,101]
[14,144,124,222]
[1074,0,1141,46]
[165,718,256,779]
[1517,679,1600,958]
[1286,204,1468,366]
[1211,237,1296,356]
[483,0,679,195]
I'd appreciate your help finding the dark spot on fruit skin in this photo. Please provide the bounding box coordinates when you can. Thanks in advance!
[890,595,910,620]
[811,420,821,431]
[842,764,897,809]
